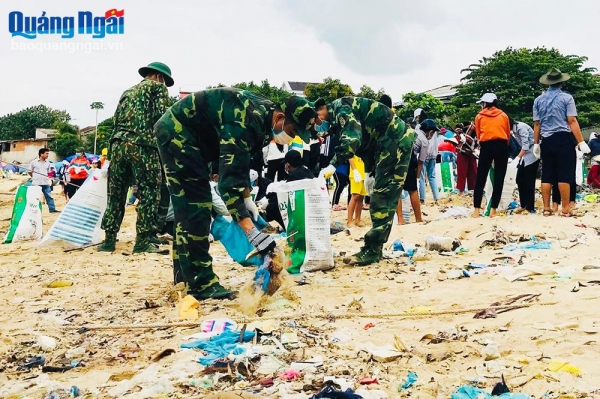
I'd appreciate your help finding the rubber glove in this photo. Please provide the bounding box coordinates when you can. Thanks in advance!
[353,169,363,183]
[509,157,522,169]
[257,197,269,211]
[319,165,336,179]
[578,141,591,154]
[532,144,541,159]
[246,227,276,252]
[244,197,259,221]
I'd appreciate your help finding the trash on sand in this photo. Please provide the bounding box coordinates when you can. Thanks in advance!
[474,294,540,319]
[151,348,176,362]
[360,342,403,363]
[311,386,363,399]
[438,206,472,220]
[290,356,324,371]
[363,323,376,330]
[256,355,287,375]
[425,235,462,252]
[398,371,418,389]
[279,368,302,381]
[18,355,45,370]
[37,335,57,351]
[180,330,255,366]
[547,360,581,375]
[280,331,299,345]
[503,240,552,251]
[46,280,73,288]
[200,318,237,334]
[359,376,378,385]
[70,386,81,397]
[451,385,530,399]
[178,295,200,320]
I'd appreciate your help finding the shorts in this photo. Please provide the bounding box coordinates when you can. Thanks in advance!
[403,151,418,192]
[540,132,576,184]
[349,156,367,196]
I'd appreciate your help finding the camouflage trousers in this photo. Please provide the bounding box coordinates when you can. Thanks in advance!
[364,118,415,250]
[101,139,162,237]
[154,114,218,293]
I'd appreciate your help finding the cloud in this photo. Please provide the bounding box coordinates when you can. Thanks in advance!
[281,0,445,76]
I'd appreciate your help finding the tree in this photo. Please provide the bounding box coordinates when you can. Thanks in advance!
[206,80,292,104]
[90,101,104,154]
[0,105,70,140]
[452,47,600,127]
[167,95,179,107]
[397,92,456,122]
[304,77,354,103]
[84,117,113,154]
[52,121,82,157]
[356,84,387,101]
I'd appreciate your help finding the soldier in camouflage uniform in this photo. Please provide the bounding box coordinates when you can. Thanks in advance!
[317,97,415,266]
[99,62,174,253]
[154,88,316,299]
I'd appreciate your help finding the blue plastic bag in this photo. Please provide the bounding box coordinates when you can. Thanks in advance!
[211,215,268,267]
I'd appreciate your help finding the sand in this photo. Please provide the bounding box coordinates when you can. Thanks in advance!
[1,178,600,398]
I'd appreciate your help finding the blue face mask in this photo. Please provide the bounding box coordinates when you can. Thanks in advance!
[314,120,330,133]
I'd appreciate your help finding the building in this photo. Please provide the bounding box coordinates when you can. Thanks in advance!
[78,126,96,138]
[422,84,458,104]
[0,128,58,164]
[281,81,319,97]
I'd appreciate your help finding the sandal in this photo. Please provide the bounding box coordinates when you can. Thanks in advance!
[561,210,584,218]
[332,205,344,211]
[542,209,553,217]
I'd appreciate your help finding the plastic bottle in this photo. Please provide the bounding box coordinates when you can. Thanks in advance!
[401,190,411,223]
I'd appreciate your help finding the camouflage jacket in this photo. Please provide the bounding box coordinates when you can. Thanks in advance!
[168,88,275,221]
[327,97,395,167]
[111,79,170,147]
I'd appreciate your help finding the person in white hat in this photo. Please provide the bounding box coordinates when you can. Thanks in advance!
[532,68,590,217]
[472,93,511,218]
[509,118,539,214]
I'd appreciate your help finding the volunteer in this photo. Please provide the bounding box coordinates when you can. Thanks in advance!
[509,118,539,214]
[67,148,91,199]
[154,88,316,300]
[316,96,414,266]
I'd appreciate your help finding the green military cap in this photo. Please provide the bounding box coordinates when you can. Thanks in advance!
[281,96,317,144]
[138,61,174,87]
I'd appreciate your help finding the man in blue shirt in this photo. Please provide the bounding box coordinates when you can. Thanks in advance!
[532,68,590,217]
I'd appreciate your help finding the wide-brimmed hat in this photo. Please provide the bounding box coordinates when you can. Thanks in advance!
[444,137,458,145]
[138,62,174,87]
[281,96,317,144]
[539,68,570,86]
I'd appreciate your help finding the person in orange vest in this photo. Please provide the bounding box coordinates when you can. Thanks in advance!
[67,148,91,198]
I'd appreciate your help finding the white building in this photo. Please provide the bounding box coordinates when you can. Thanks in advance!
[281,81,319,97]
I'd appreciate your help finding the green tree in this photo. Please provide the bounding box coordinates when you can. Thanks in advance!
[0,105,71,140]
[398,92,455,122]
[84,117,113,154]
[304,77,354,103]
[356,84,387,101]
[452,47,600,126]
[206,80,291,104]
[53,131,82,157]
[90,101,104,154]
[167,95,179,107]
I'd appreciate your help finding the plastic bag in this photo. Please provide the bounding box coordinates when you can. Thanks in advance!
[485,164,517,213]
[365,174,375,196]
[269,178,334,274]
[4,185,43,243]
[210,214,268,266]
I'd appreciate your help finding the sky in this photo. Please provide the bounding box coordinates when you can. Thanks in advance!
[2,0,600,128]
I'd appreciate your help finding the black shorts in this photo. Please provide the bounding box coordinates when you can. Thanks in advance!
[403,152,418,192]
[540,132,576,184]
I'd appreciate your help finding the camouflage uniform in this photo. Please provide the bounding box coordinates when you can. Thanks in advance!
[327,97,415,265]
[100,79,170,250]
[154,88,315,297]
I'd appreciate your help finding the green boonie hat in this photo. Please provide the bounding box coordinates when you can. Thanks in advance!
[138,62,174,87]
[539,68,570,86]
[77,147,85,153]
[281,96,317,144]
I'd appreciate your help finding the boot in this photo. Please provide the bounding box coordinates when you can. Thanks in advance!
[343,245,383,267]
[133,234,169,254]
[193,283,237,300]
[97,233,117,252]
[147,233,169,245]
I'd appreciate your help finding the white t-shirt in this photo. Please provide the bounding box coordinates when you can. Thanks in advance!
[29,158,51,186]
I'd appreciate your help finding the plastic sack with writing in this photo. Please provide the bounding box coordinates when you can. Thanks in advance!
[269,178,333,274]
[484,163,517,215]
[41,165,108,247]
[4,185,43,243]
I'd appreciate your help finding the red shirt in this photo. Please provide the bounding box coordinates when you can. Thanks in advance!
[588,165,600,189]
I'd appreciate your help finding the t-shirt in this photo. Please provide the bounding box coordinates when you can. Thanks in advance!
[29,158,52,186]
[413,127,430,163]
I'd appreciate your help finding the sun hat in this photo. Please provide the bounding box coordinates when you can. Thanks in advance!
[539,68,570,86]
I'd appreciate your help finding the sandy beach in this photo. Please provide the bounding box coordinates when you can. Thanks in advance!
[1,177,599,398]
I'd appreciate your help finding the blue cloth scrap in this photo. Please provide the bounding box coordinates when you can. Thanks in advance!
[399,371,418,389]
[311,386,363,399]
[503,240,552,252]
[451,385,530,399]
[180,330,256,366]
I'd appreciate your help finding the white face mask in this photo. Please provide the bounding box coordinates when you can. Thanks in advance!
[274,130,294,145]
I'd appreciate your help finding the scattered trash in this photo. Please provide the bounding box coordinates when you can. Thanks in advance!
[547,359,581,375]
[42,365,73,372]
[280,331,299,345]
[363,323,375,330]
[474,294,540,319]
[70,386,81,397]
[398,371,418,390]
[279,368,302,381]
[37,335,57,351]
[18,355,45,370]
[360,341,403,363]
[392,239,404,251]
[65,346,85,359]
[359,376,378,385]
[151,348,176,362]
[178,295,200,320]
[503,240,552,251]
[180,329,255,365]
[46,280,73,288]
[438,206,472,219]
[311,386,363,399]
[425,235,461,252]
[451,385,530,399]
[201,318,237,334]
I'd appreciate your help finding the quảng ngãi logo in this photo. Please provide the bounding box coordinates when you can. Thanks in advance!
[8,9,125,39]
